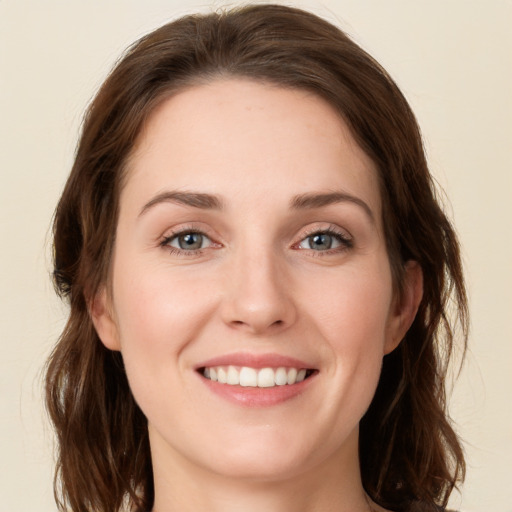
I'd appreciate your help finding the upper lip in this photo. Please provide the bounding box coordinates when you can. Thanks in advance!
[195,352,316,370]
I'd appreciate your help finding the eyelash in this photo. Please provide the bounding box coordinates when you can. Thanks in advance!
[159,225,353,257]
[294,225,353,256]
[159,226,214,257]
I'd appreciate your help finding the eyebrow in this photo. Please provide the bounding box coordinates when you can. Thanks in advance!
[139,191,223,216]
[138,189,374,222]
[290,191,375,223]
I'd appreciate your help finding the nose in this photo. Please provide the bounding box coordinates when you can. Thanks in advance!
[219,242,297,336]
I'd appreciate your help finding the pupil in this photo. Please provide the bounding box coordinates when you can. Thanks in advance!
[179,233,202,250]
[310,233,332,250]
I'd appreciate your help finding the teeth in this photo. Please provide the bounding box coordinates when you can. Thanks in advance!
[202,366,312,387]
[217,367,227,384]
[257,368,275,388]
[275,367,288,385]
[227,366,239,385]
[240,367,257,387]
[287,368,297,385]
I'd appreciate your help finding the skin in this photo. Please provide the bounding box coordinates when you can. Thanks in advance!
[92,79,422,512]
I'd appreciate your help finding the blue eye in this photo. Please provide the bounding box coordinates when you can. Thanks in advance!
[307,233,336,250]
[165,232,212,251]
[298,230,352,251]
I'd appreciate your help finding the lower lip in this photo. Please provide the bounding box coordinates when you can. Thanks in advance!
[199,372,316,407]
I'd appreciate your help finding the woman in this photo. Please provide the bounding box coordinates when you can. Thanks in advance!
[45,4,467,512]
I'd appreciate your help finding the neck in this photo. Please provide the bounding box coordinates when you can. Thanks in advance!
[150,429,377,512]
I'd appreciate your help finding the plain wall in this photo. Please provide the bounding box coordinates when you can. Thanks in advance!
[1,1,510,510]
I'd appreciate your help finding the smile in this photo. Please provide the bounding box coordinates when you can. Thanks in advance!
[201,366,315,388]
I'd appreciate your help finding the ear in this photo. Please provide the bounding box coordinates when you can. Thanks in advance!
[89,287,121,351]
[384,260,423,355]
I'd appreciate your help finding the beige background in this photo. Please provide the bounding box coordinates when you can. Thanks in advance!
[1,1,510,511]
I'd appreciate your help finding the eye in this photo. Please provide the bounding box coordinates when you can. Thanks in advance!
[297,229,352,252]
[163,231,213,251]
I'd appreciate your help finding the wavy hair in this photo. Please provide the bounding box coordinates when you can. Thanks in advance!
[45,4,468,511]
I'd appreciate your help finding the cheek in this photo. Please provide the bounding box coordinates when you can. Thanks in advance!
[110,262,209,411]
[114,254,208,333]
[308,262,394,346]
[110,254,222,388]
[304,261,393,399]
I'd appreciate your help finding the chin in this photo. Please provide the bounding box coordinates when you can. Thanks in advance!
[194,423,350,484]
[206,450,312,483]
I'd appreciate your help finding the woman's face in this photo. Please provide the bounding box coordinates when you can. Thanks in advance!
[93,79,419,483]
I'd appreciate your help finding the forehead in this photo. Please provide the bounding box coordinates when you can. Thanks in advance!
[123,78,381,218]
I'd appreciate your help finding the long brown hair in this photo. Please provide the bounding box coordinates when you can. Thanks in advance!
[45,4,468,511]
